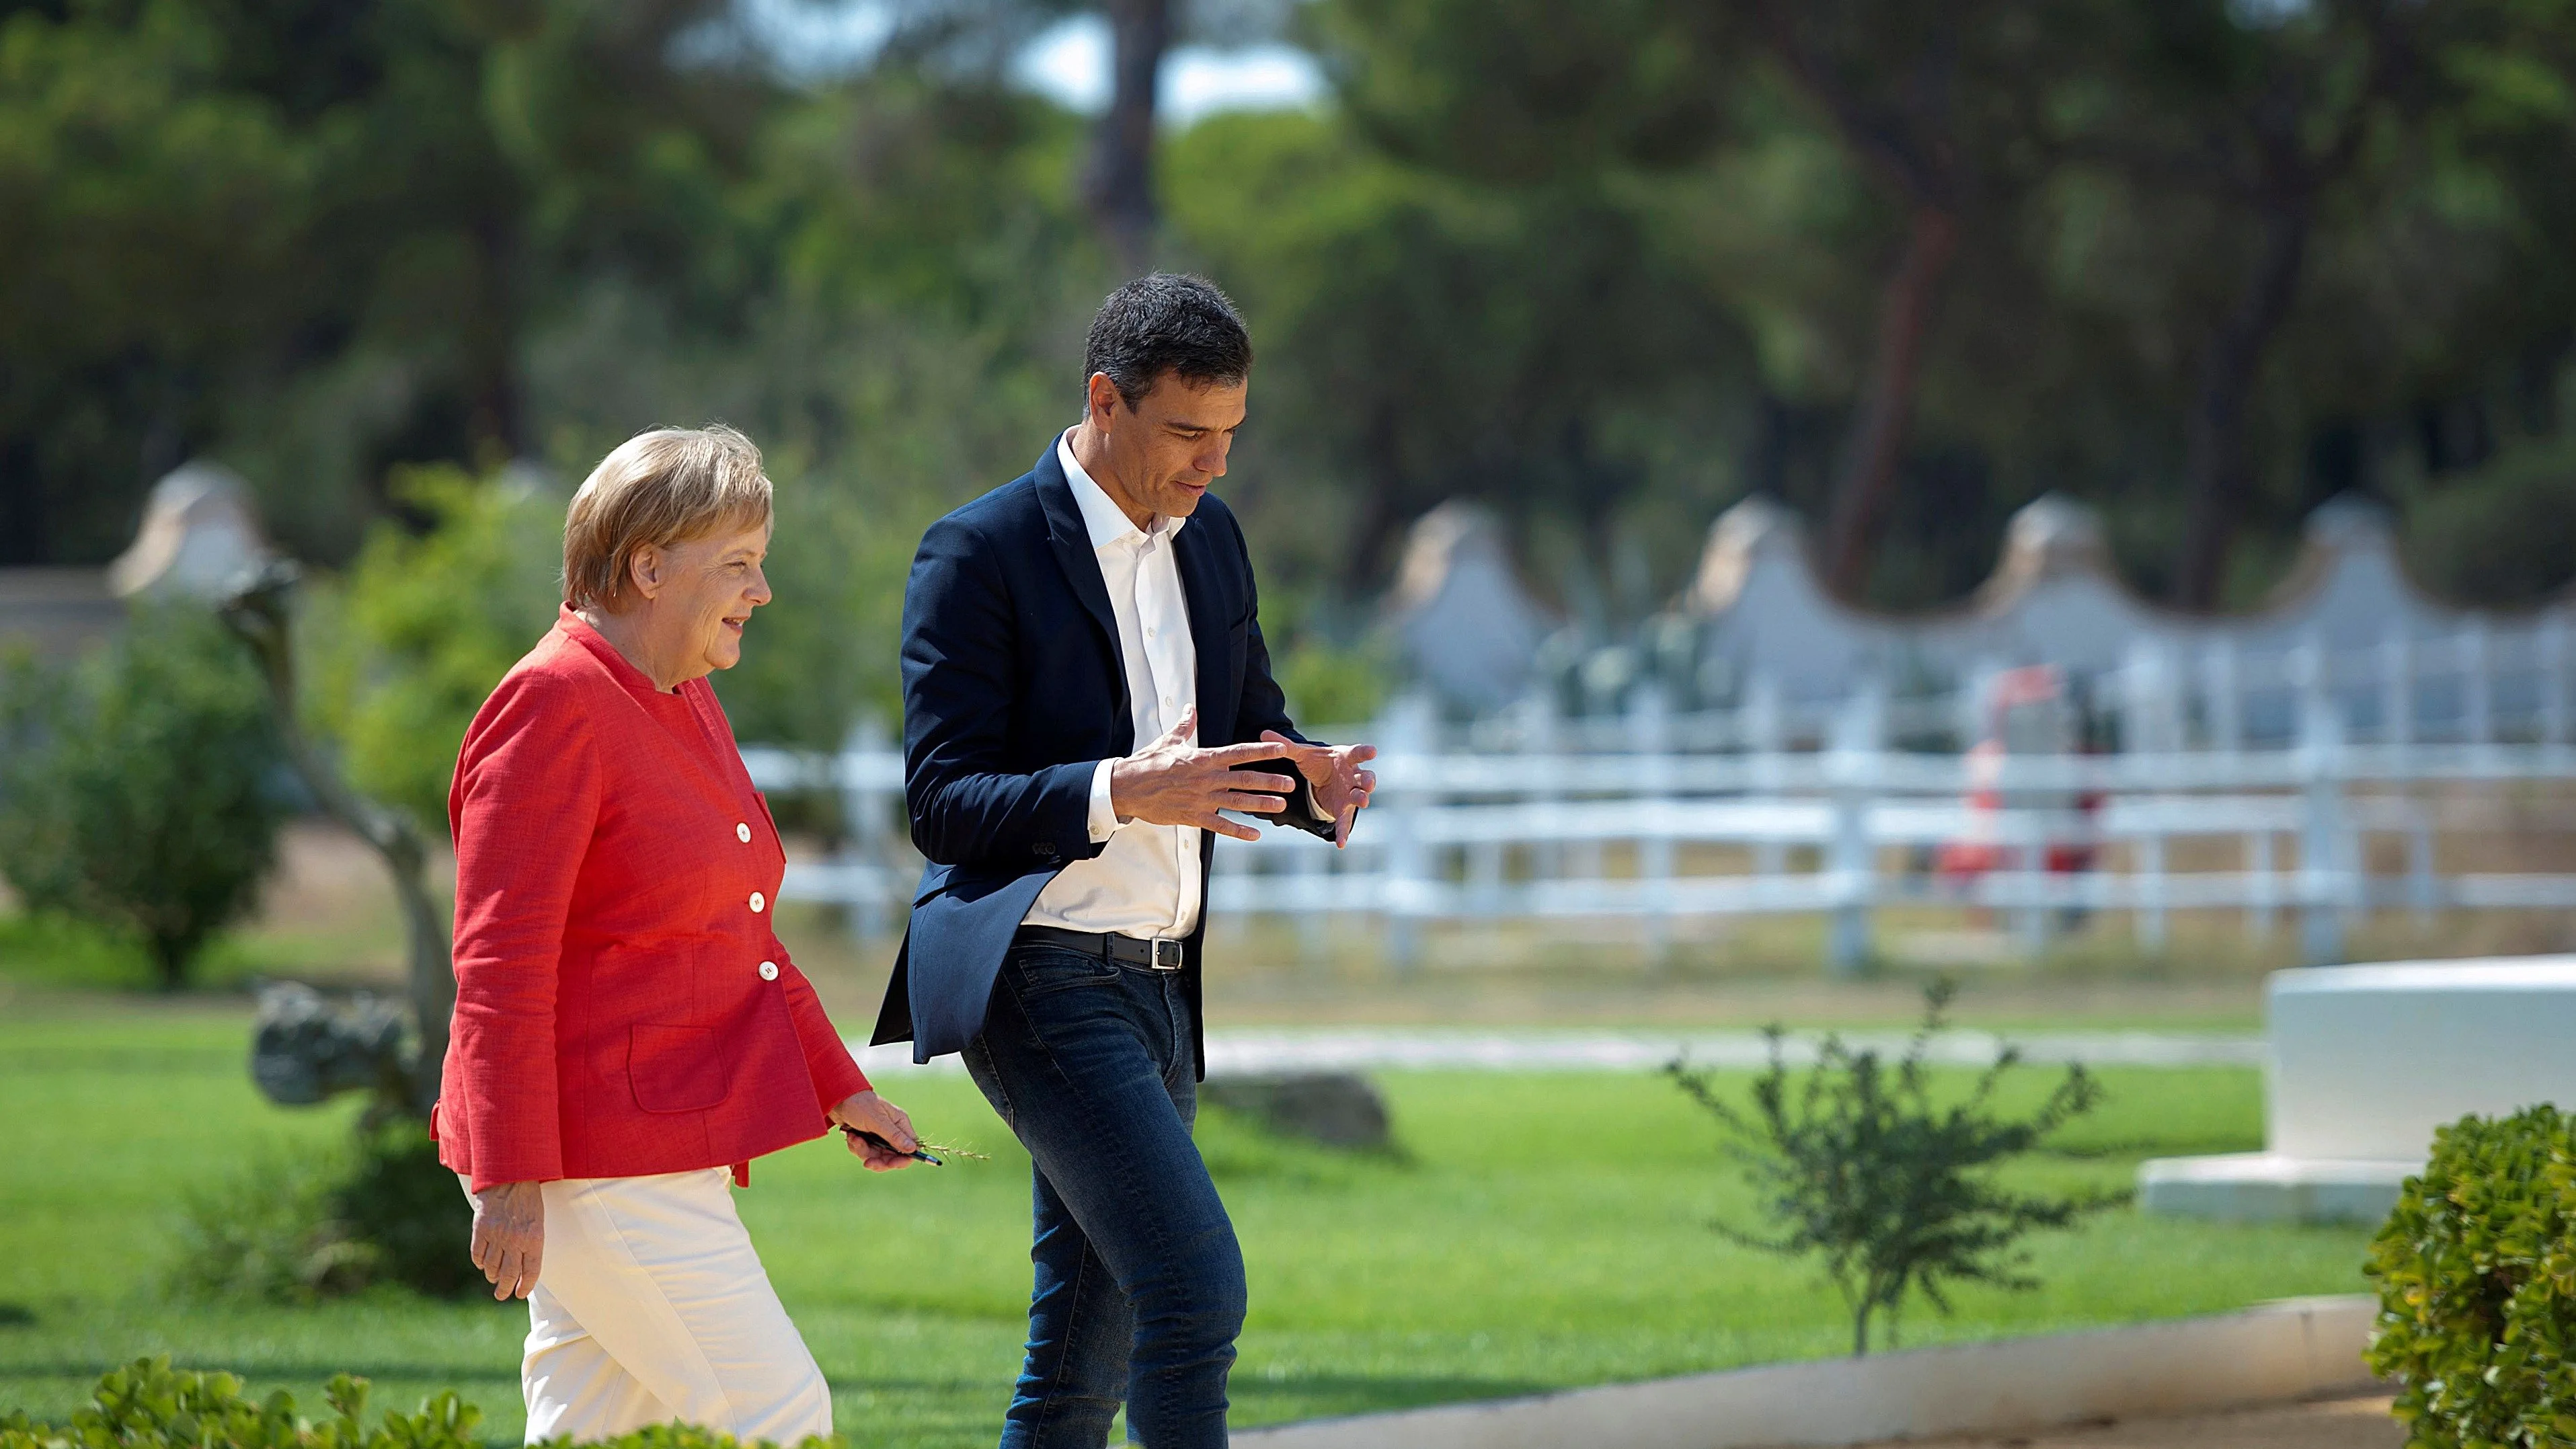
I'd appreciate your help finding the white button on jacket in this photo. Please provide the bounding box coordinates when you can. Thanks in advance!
[749,892,765,914]
[736,822,752,843]
[758,961,779,981]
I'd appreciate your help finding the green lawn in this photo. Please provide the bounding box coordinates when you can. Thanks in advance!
[0,1007,2374,1446]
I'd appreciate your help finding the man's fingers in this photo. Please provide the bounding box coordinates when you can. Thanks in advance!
[1200,740,1304,766]
[1343,743,1380,764]
[1218,790,1287,813]
[1199,812,1261,841]
[1148,706,1199,752]
[1226,771,1298,794]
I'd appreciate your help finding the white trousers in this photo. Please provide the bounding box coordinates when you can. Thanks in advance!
[504,1169,833,1445]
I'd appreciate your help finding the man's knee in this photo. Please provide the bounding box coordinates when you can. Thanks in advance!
[1134,1222,1247,1351]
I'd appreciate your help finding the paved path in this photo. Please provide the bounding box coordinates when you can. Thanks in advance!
[849,1027,2264,1076]
[1891,1394,2401,1449]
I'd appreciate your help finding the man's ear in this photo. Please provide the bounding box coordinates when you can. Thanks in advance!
[1087,372,1127,426]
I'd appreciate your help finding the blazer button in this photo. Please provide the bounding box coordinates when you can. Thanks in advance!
[736,822,752,843]
[749,891,766,913]
[758,960,779,981]
[1034,843,1056,859]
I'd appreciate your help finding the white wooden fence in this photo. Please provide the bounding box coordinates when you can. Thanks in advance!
[743,624,2576,972]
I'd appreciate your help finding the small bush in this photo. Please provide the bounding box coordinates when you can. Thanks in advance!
[2401,439,2576,609]
[1667,982,2127,1356]
[2365,1103,2576,1448]
[173,1122,471,1302]
[0,1357,843,1448]
[0,606,286,989]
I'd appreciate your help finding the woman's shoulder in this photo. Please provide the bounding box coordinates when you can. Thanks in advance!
[463,627,616,750]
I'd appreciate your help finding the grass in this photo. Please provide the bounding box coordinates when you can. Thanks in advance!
[0,1002,2378,1447]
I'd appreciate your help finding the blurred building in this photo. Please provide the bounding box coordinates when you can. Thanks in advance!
[0,461,277,661]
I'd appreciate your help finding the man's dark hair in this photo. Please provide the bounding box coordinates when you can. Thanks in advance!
[1083,273,1253,409]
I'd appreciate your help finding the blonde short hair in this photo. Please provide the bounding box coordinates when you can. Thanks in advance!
[563,425,773,611]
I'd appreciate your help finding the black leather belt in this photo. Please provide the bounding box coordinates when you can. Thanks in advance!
[1016,926,1186,972]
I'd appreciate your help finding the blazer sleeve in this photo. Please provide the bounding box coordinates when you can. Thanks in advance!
[900,512,1101,868]
[772,935,871,1113]
[445,672,601,1189]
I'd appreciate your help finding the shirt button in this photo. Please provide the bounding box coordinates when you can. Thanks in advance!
[749,891,766,913]
[758,961,779,982]
[736,822,752,844]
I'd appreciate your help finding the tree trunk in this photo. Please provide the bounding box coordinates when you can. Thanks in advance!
[2175,202,2310,611]
[222,568,455,1116]
[1822,204,1957,602]
[1083,0,1169,274]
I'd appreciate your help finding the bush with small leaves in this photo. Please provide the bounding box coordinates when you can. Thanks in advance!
[2365,1103,2576,1448]
[0,1358,843,1449]
[1666,981,2128,1356]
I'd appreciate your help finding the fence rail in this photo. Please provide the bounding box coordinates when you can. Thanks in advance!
[744,621,2576,971]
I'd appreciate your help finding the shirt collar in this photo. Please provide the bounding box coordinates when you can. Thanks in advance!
[1058,428,1186,551]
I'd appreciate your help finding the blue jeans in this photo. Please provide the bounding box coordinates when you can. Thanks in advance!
[963,943,1245,1449]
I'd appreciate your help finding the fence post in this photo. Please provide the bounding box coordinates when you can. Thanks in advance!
[1826,678,1883,977]
[2137,825,2169,955]
[1631,682,1675,958]
[841,713,890,941]
[1746,674,1785,886]
[2465,619,2493,748]
[2543,615,2571,748]
[1380,693,1436,972]
[2294,641,2349,966]
[2380,629,2412,750]
[2249,830,2277,938]
[2203,639,2242,754]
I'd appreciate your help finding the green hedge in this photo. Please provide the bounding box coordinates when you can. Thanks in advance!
[0,1358,839,1449]
[2366,1104,2576,1448]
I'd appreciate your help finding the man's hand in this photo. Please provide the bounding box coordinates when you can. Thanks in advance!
[468,1179,545,1301]
[1261,730,1378,848]
[1109,707,1304,843]
[831,1090,921,1172]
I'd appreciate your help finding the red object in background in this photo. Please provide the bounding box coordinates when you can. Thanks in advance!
[1937,665,2101,888]
[432,609,871,1193]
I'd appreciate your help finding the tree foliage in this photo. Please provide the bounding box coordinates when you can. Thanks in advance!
[0,604,285,988]
[1665,982,2127,1356]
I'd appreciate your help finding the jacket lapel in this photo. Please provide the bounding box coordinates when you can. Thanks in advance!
[1033,444,1130,723]
[1173,521,1233,744]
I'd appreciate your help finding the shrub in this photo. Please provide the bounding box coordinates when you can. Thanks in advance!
[0,1357,843,1448]
[2400,439,2576,609]
[1666,982,2127,1356]
[173,1121,472,1303]
[2365,1103,2576,1448]
[0,605,286,989]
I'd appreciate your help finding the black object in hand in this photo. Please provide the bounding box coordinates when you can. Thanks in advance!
[842,1126,943,1166]
[1228,756,1338,840]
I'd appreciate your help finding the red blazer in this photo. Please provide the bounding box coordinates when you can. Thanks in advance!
[434,609,870,1192]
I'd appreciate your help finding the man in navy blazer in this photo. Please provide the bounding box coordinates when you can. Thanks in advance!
[873,274,1376,1448]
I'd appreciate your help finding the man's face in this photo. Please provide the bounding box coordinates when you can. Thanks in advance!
[1088,370,1247,523]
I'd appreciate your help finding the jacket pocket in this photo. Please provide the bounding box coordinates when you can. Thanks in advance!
[628,1023,728,1113]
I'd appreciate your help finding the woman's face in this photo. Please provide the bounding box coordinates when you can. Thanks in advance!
[637,518,773,682]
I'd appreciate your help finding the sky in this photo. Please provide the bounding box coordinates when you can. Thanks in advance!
[732,0,1329,126]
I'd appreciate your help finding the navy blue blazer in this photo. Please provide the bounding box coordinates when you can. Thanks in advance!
[869,442,1306,1072]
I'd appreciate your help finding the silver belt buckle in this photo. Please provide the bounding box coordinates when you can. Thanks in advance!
[1150,939,1184,972]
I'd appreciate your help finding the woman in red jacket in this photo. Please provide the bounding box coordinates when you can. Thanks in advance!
[434,424,916,1445]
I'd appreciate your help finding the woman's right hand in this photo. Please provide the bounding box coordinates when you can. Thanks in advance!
[469,1180,546,1300]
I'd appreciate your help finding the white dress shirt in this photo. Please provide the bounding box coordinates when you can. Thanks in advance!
[1022,430,1203,940]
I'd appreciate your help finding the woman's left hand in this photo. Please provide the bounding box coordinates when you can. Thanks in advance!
[830,1090,921,1171]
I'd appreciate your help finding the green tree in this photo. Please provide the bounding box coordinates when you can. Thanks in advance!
[308,465,562,835]
[0,604,286,988]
